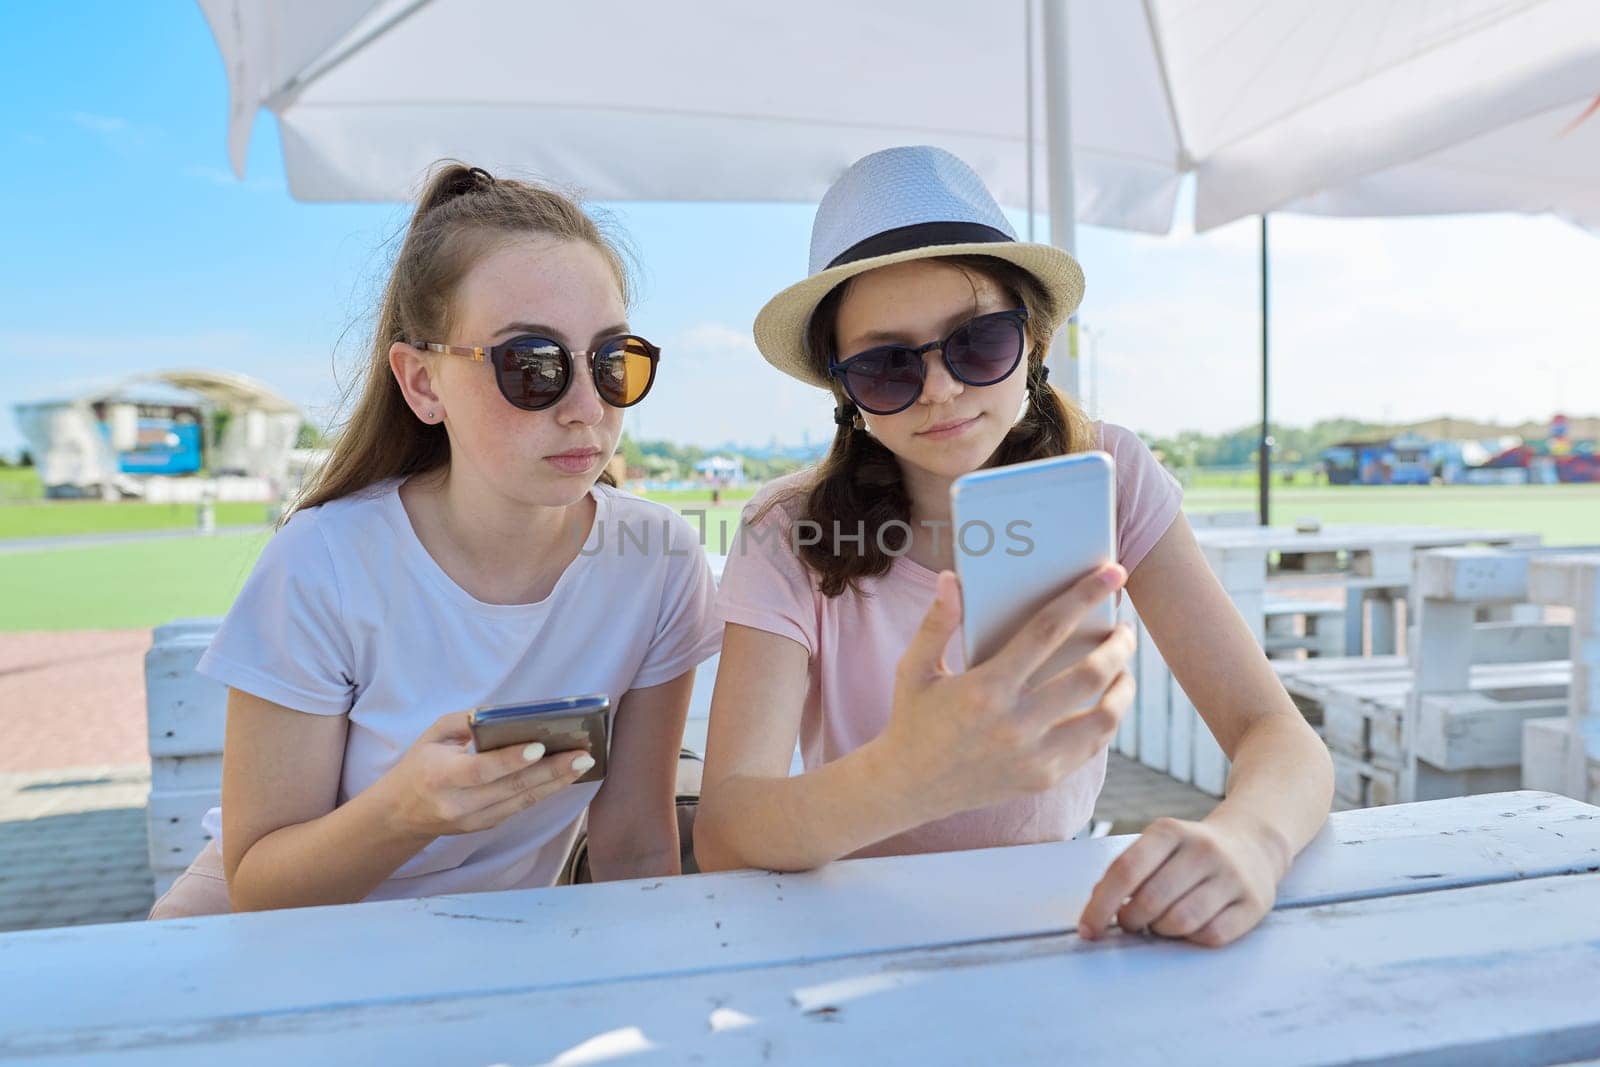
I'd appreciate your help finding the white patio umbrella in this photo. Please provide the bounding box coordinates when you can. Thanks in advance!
[1253,93,1599,518]
[1288,95,1600,231]
[200,0,1600,520]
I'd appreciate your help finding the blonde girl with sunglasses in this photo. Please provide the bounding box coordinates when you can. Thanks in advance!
[149,165,721,917]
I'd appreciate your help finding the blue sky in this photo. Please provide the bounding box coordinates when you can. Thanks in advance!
[3,2,1597,460]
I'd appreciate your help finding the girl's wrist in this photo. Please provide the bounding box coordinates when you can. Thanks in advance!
[359,770,439,851]
[858,733,947,830]
[1206,803,1293,881]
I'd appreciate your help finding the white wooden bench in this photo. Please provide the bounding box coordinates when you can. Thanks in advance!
[143,619,227,895]
[1524,553,1600,804]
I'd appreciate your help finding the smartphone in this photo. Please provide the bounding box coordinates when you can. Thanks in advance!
[467,694,610,784]
[950,451,1118,693]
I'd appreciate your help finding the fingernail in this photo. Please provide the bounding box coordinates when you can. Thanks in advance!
[1102,565,1125,588]
[522,742,545,762]
[571,753,596,774]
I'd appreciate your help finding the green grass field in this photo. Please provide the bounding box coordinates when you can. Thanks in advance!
[0,500,274,540]
[0,479,1593,631]
[0,531,272,630]
[1185,484,1599,545]
[0,467,276,538]
[0,467,43,501]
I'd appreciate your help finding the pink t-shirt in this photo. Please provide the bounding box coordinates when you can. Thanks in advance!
[716,421,1183,859]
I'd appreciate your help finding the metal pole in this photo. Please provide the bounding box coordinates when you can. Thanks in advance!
[1259,214,1271,526]
[1024,0,1035,243]
[1041,0,1080,400]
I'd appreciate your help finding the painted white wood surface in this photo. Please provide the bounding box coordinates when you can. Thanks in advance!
[1194,523,1536,659]
[1414,690,1568,770]
[1166,671,1194,783]
[19,876,1600,1066]
[2,797,1598,1065]
[1262,596,1343,658]
[1529,554,1600,803]
[1524,715,1573,794]
[554,875,1600,1067]
[3,792,1596,1057]
[1133,606,1170,772]
[1113,592,1139,757]
[1192,524,1538,555]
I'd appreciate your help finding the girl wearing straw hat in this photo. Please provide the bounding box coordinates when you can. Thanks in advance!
[696,147,1332,948]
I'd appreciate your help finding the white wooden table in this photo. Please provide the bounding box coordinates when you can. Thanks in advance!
[4,791,1599,1065]
[1192,523,1540,659]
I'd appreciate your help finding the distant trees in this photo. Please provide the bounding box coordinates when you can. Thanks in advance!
[616,433,809,482]
[295,422,329,449]
[1147,419,1385,469]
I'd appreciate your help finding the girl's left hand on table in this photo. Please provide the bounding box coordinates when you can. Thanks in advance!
[1076,813,1288,948]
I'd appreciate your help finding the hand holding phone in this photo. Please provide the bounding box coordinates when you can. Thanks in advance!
[872,452,1137,823]
[374,708,600,839]
[879,566,1136,823]
[469,695,610,784]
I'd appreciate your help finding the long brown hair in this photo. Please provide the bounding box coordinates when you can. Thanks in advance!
[289,163,632,520]
[762,255,1095,597]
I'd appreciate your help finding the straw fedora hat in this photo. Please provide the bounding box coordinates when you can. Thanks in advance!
[753,145,1085,390]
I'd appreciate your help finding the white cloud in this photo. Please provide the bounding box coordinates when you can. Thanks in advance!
[67,111,133,136]
[182,165,287,194]
[65,111,152,152]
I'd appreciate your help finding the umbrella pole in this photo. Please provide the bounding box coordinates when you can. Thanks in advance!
[1042,0,1080,402]
[1259,214,1271,526]
[1024,0,1035,243]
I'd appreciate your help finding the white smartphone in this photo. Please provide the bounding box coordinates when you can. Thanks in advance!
[950,451,1118,689]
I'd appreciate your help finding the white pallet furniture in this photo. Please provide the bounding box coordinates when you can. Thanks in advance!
[144,557,734,898]
[1185,509,1257,529]
[1262,595,1344,659]
[1271,544,1590,809]
[143,618,227,896]
[1404,546,1591,806]
[1195,523,1539,660]
[1526,553,1600,804]
[6,792,1599,1064]
[1132,523,1538,798]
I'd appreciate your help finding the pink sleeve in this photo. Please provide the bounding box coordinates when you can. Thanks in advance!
[1100,422,1184,574]
[716,495,819,657]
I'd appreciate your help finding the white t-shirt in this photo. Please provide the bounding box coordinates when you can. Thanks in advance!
[196,477,723,899]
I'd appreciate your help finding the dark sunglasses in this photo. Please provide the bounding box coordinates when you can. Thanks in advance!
[827,308,1029,416]
[413,333,660,411]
